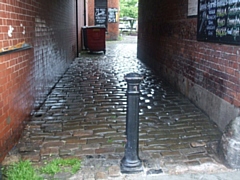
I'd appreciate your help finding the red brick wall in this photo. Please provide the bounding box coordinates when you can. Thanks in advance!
[88,0,95,26]
[0,0,77,161]
[138,0,240,107]
[106,0,119,40]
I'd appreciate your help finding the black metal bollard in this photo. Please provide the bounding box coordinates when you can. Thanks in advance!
[121,73,143,173]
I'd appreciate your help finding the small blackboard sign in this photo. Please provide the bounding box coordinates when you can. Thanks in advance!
[197,0,240,45]
[95,8,107,27]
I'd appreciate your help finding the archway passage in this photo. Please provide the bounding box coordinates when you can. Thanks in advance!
[1,0,240,174]
[11,37,226,178]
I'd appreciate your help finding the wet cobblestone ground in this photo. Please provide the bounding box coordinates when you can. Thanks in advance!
[6,36,232,179]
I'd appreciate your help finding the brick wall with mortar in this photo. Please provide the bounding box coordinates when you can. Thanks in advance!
[137,0,240,130]
[0,0,77,161]
[107,0,119,40]
[87,0,119,40]
[88,0,95,26]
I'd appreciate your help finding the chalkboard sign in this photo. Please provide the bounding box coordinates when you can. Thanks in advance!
[197,0,240,45]
[95,8,107,27]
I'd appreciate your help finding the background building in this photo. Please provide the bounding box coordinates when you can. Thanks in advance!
[88,0,120,40]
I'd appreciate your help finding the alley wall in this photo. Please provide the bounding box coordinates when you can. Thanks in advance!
[137,0,240,131]
[0,0,77,161]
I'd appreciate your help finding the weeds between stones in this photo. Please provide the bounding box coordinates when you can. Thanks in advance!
[2,158,81,180]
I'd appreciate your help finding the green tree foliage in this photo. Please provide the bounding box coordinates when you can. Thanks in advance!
[120,0,138,19]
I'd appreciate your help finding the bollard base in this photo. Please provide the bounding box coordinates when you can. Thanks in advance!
[120,159,143,174]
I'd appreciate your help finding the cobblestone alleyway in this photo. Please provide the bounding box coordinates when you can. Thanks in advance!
[6,36,234,179]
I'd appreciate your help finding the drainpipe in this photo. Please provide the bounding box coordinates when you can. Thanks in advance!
[84,0,86,26]
[76,0,79,56]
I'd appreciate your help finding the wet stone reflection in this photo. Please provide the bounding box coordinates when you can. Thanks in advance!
[13,36,227,178]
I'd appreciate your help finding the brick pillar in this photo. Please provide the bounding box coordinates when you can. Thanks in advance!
[106,0,119,40]
[88,0,95,26]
